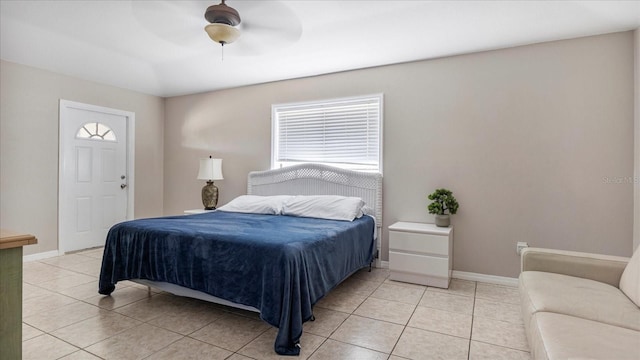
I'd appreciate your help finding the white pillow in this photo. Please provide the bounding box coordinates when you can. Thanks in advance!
[361,205,374,217]
[217,195,293,215]
[281,195,365,221]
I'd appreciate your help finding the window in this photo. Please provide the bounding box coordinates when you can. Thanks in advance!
[76,122,116,141]
[272,94,383,172]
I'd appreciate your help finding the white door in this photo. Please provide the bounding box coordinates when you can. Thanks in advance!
[59,100,135,253]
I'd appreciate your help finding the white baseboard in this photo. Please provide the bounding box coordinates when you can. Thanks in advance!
[23,250,62,262]
[381,262,518,286]
[452,270,519,287]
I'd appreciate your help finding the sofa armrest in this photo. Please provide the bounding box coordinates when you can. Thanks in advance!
[521,247,629,287]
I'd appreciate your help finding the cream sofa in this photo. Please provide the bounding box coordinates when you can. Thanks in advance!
[518,247,640,360]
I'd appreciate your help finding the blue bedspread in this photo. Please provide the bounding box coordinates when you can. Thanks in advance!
[98,211,375,355]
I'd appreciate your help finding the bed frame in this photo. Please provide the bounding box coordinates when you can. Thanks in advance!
[248,163,383,226]
[134,163,383,312]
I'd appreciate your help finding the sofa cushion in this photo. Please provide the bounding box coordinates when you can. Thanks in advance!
[529,312,640,360]
[520,271,640,331]
[620,247,640,307]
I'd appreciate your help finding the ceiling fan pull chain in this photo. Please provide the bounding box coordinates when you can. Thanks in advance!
[221,43,225,61]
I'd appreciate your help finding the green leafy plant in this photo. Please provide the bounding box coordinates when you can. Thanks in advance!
[427,188,459,215]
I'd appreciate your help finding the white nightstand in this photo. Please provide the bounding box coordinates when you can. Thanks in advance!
[388,222,453,288]
[184,209,216,215]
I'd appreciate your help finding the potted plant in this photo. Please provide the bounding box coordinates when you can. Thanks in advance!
[427,188,459,227]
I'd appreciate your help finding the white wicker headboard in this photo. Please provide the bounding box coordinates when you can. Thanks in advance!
[247,163,382,226]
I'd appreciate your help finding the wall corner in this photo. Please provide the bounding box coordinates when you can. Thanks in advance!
[634,28,640,251]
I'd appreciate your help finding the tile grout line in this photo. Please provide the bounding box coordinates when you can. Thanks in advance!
[27,332,84,359]
[232,323,272,357]
[136,329,185,360]
[26,287,158,358]
[386,284,426,358]
[467,281,478,360]
[303,336,329,359]
[307,273,388,358]
[31,257,102,277]
[468,283,532,356]
[471,339,532,354]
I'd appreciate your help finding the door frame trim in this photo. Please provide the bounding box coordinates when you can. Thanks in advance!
[58,99,135,253]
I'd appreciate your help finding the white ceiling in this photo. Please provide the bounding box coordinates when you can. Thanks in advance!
[1,1,639,97]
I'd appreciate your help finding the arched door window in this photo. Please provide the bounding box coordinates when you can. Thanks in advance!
[76,122,117,141]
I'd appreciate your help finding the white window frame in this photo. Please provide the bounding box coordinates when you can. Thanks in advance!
[271,94,383,173]
[75,122,117,141]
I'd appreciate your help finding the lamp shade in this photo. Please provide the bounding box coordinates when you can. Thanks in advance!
[205,23,240,44]
[197,157,224,181]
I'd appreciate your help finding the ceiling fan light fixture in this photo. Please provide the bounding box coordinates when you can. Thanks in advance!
[205,23,240,45]
[204,0,241,47]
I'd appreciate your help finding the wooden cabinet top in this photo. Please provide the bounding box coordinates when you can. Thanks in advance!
[0,229,38,250]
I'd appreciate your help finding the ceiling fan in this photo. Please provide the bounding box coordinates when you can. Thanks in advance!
[131,1,302,57]
[204,0,242,47]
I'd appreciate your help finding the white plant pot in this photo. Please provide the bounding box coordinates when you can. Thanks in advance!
[435,214,450,227]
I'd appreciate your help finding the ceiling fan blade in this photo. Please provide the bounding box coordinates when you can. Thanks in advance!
[224,27,299,56]
[131,0,206,47]
[229,0,303,56]
[241,22,302,43]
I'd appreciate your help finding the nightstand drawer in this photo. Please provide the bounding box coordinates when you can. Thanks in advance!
[389,251,449,278]
[389,231,449,256]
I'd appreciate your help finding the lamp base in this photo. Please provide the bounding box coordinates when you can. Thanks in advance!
[202,181,219,210]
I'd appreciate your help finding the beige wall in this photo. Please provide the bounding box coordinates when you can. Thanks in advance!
[165,31,635,278]
[0,60,165,256]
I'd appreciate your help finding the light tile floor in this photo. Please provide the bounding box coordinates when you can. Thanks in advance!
[22,248,530,360]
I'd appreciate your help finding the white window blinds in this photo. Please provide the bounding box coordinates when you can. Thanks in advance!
[272,94,382,172]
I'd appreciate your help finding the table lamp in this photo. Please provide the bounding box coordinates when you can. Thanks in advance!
[197,156,224,210]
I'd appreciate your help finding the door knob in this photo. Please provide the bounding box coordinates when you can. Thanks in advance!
[120,184,127,189]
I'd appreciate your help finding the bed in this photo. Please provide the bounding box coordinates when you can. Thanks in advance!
[98,163,382,356]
